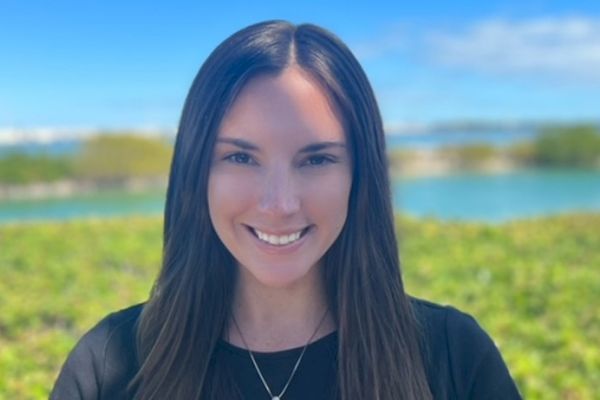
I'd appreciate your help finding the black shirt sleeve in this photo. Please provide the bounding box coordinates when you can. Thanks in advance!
[444,306,522,399]
[50,305,141,400]
[50,319,108,399]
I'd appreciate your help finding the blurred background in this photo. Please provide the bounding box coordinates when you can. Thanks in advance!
[1,1,599,399]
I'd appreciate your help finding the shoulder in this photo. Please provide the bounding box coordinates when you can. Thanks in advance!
[79,303,143,356]
[50,303,144,400]
[409,297,522,399]
[410,297,492,350]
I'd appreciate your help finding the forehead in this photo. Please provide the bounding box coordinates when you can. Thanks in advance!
[218,67,345,144]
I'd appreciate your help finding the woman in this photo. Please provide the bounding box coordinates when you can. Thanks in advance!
[51,20,521,399]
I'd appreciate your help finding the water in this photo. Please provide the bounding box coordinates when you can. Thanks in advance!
[0,190,165,224]
[395,169,600,222]
[1,169,599,224]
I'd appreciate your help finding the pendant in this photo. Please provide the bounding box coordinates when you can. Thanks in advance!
[272,397,280,400]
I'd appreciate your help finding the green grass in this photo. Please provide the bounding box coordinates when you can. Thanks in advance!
[398,214,600,399]
[1,214,598,399]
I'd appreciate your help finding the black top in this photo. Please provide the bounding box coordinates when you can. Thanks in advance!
[50,298,522,399]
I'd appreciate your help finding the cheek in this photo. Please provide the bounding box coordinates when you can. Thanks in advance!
[208,171,256,223]
[305,172,352,231]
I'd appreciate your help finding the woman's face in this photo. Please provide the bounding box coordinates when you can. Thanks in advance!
[208,67,352,289]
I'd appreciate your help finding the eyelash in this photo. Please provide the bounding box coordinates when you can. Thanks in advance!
[224,152,256,165]
[302,155,337,167]
[223,152,337,167]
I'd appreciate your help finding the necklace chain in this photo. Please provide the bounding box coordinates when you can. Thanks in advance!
[231,307,330,400]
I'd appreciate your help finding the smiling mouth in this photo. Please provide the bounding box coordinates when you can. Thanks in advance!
[246,225,311,246]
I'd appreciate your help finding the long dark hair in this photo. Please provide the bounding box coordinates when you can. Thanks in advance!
[128,20,432,399]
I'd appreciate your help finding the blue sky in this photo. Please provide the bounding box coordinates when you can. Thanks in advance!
[1,1,599,132]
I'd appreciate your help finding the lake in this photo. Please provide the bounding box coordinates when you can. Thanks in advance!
[395,169,600,222]
[1,169,599,224]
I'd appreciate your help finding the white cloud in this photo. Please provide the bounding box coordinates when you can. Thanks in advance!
[427,16,600,82]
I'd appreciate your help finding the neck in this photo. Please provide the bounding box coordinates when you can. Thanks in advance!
[226,266,336,352]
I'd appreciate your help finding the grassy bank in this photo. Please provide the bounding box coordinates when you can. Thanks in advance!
[1,214,598,399]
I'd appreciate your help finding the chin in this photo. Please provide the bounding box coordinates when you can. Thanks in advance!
[242,263,317,290]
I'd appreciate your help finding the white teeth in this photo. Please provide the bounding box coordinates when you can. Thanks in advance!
[268,235,280,245]
[253,228,304,246]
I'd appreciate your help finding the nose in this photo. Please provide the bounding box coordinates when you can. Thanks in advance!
[258,167,300,216]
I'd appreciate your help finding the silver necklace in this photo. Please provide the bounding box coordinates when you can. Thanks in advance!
[231,307,330,400]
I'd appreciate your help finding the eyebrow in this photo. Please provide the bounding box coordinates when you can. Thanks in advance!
[216,137,346,153]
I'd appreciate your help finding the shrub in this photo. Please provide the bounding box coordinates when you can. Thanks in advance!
[533,125,600,168]
[73,134,173,182]
[506,141,536,166]
[0,154,74,184]
[439,143,498,168]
